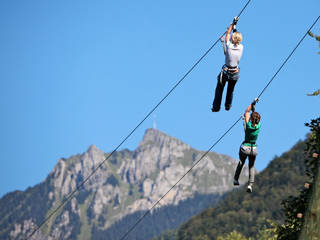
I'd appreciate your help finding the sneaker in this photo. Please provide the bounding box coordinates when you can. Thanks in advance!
[233,179,239,186]
[247,184,253,193]
[211,107,220,112]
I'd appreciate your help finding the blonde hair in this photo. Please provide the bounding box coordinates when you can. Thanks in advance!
[231,32,242,45]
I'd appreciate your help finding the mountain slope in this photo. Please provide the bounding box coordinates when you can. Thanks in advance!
[176,140,308,240]
[0,128,250,240]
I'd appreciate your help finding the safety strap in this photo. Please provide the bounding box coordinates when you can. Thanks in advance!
[219,68,224,85]
[219,65,239,85]
[222,65,239,72]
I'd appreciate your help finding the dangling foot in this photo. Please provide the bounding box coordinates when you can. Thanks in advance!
[225,105,231,111]
[211,107,220,112]
[233,179,239,186]
[247,184,253,193]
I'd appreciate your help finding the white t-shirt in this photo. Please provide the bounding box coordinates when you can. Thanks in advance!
[225,40,243,68]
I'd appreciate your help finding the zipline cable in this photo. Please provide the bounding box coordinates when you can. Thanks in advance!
[257,16,320,99]
[118,15,320,240]
[26,1,252,239]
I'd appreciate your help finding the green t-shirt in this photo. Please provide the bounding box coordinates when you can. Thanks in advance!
[243,121,261,146]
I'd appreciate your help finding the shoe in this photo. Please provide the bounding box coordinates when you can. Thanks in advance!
[211,107,220,112]
[233,179,239,186]
[225,106,231,111]
[247,184,253,193]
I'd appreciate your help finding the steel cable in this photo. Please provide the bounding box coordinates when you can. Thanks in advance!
[26,1,252,239]
[118,15,320,240]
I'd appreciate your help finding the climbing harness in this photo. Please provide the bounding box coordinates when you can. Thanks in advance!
[240,143,256,156]
[219,65,239,84]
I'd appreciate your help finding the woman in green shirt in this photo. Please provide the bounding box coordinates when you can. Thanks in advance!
[234,99,261,193]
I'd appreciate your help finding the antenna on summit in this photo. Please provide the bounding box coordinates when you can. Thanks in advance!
[153,114,157,129]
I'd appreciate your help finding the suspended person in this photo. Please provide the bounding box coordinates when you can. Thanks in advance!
[233,99,260,193]
[211,17,243,112]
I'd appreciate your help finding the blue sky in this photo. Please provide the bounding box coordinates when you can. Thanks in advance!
[0,0,319,197]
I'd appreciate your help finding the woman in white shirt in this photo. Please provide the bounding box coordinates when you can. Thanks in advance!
[212,18,243,112]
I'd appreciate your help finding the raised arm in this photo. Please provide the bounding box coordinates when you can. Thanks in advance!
[244,98,259,123]
[225,17,239,43]
[244,104,252,123]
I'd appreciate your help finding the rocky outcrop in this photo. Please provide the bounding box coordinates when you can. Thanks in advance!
[0,128,250,240]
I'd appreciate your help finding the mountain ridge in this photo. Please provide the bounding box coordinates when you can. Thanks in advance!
[0,128,250,240]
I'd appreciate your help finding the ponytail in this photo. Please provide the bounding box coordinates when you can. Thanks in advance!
[251,112,261,125]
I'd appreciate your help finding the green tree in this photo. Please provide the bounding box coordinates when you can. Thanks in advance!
[256,220,278,240]
[308,31,320,54]
[299,119,320,239]
[217,230,250,240]
[307,89,320,96]
[276,118,320,239]
[215,221,277,240]
[194,235,210,240]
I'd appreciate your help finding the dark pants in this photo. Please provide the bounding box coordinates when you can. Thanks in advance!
[212,70,239,111]
[234,145,257,185]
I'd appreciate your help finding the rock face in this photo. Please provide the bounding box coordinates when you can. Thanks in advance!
[0,128,250,240]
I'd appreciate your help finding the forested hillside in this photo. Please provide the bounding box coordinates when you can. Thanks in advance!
[177,140,307,239]
[153,139,309,240]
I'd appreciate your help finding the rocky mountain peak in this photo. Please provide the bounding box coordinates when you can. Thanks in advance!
[119,128,193,186]
[87,144,99,153]
[86,144,104,163]
[139,128,189,149]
